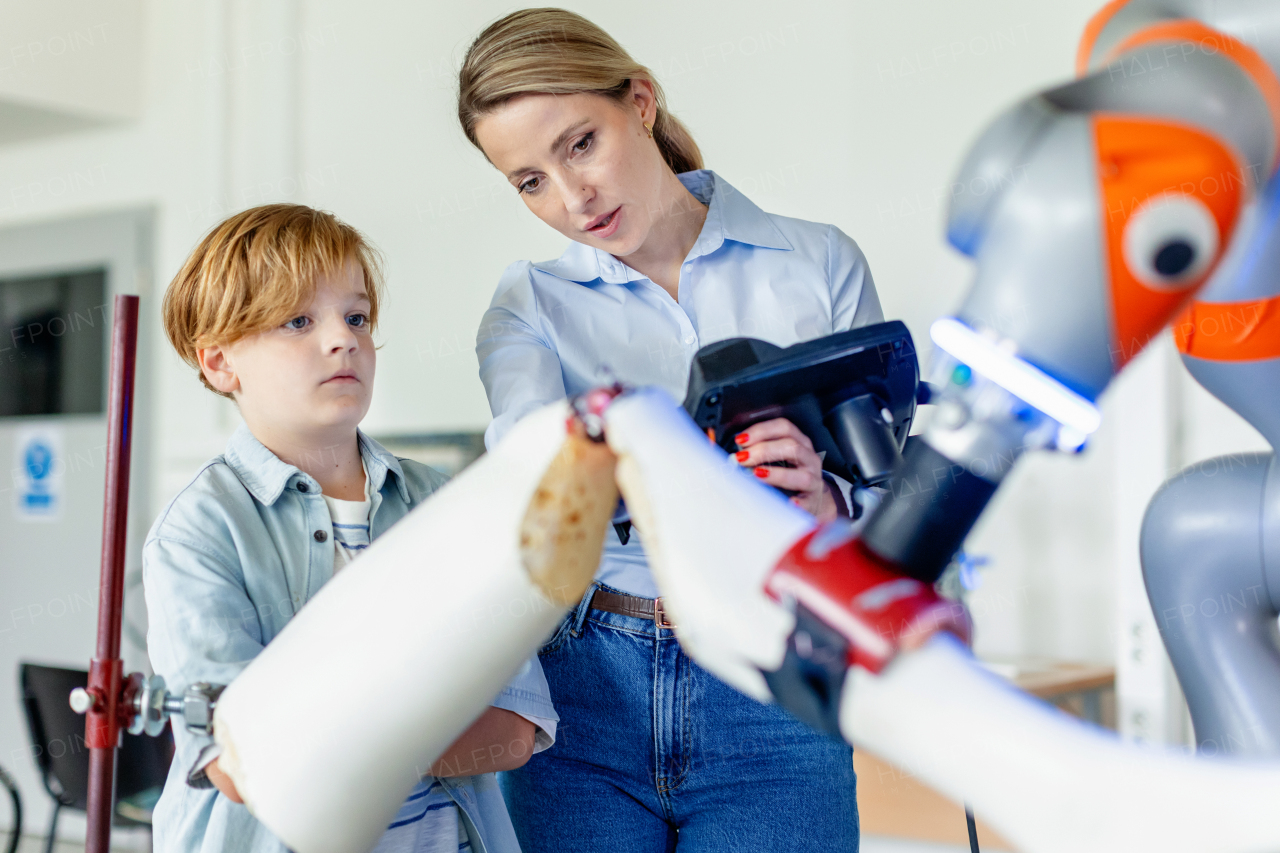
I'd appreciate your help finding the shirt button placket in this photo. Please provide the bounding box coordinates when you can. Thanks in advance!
[678,260,698,348]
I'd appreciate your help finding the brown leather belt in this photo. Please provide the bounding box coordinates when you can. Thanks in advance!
[589,588,677,629]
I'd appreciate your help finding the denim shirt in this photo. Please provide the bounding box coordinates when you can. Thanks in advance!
[144,425,557,853]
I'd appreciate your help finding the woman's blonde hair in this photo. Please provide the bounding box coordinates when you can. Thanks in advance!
[163,203,384,397]
[458,8,703,175]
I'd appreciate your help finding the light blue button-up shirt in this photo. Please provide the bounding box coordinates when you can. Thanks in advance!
[144,425,557,853]
[477,169,883,598]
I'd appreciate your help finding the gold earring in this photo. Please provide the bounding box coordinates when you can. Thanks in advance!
[644,122,654,138]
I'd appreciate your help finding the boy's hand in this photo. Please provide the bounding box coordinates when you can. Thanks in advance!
[207,757,244,804]
[429,707,537,777]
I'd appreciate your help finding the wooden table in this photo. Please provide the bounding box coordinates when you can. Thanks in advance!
[993,658,1116,728]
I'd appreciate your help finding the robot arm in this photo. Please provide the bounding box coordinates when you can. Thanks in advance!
[204,401,618,853]
[599,0,1280,740]
[603,5,1280,848]
[602,386,1280,853]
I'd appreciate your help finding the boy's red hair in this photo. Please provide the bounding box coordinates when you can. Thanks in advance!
[163,204,384,397]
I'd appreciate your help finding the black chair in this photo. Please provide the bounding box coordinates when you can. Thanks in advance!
[19,663,174,853]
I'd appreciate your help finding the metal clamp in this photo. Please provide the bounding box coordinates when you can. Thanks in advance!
[177,682,224,736]
[71,674,225,738]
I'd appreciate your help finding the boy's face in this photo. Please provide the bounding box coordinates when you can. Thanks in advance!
[199,260,375,442]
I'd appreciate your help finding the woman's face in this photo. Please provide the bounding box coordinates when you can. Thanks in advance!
[474,83,673,258]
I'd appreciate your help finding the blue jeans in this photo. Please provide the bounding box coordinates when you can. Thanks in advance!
[502,582,859,852]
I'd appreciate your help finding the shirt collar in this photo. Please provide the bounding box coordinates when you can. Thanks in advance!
[532,169,793,285]
[223,424,409,506]
[680,169,793,257]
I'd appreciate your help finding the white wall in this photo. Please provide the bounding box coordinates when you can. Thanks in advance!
[0,0,145,122]
[1,0,1275,833]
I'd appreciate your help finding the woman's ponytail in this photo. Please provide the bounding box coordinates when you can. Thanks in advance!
[651,109,702,175]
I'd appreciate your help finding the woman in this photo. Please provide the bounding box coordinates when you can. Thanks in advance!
[459,9,881,851]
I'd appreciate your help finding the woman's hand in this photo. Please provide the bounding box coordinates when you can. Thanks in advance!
[733,418,839,523]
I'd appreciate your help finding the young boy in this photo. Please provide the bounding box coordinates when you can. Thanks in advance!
[145,204,556,853]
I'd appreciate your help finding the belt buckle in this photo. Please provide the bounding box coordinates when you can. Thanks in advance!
[654,597,676,630]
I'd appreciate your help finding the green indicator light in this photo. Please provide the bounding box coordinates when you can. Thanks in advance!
[951,364,972,386]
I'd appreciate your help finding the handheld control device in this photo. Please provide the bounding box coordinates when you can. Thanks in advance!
[682,321,922,487]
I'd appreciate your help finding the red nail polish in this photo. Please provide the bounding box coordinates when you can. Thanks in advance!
[735,433,749,445]
[736,450,749,463]
[754,467,769,478]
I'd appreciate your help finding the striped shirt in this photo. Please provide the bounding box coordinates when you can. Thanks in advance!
[322,465,373,569]
[371,780,470,853]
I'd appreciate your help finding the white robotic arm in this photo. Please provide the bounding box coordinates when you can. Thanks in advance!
[210,401,618,853]
[600,7,1280,845]
[603,387,1280,853]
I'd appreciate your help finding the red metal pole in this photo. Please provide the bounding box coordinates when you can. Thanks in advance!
[84,295,140,853]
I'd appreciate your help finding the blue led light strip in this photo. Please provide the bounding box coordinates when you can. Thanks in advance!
[930,317,1102,435]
